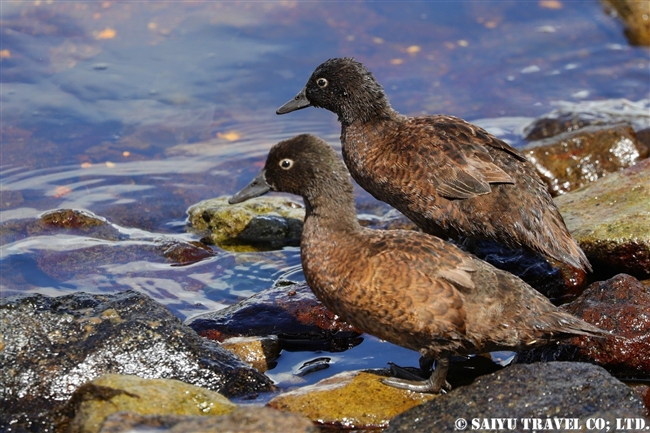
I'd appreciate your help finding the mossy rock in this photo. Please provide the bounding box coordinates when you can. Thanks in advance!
[187,197,305,251]
[268,370,435,430]
[556,158,650,277]
[59,374,237,433]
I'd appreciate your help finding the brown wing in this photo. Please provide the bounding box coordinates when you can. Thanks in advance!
[353,231,478,346]
[407,116,522,200]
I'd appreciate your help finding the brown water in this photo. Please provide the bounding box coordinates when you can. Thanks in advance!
[1,0,648,389]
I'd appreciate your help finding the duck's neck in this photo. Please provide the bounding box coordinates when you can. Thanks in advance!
[339,92,399,127]
[302,182,361,235]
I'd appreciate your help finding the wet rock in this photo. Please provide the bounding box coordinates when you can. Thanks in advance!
[555,158,650,278]
[97,406,318,433]
[385,362,648,433]
[468,239,586,303]
[523,123,646,196]
[187,197,304,250]
[29,208,126,241]
[630,384,650,413]
[186,281,362,352]
[603,0,650,46]
[524,111,618,141]
[0,290,274,433]
[157,238,216,266]
[268,370,435,430]
[220,335,281,372]
[516,274,650,379]
[56,374,237,433]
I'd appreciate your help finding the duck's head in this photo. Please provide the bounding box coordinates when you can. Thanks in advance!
[229,134,351,205]
[277,58,391,125]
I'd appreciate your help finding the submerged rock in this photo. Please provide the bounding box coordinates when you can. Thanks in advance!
[0,290,274,433]
[30,208,125,241]
[187,197,304,250]
[523,123,647,196]
[385,362,648,432]
[97,406,318,433]
[517,274,650,379]
[555,158,650,278]
[268,370,435,430]
[186,281,362,352]
[56,374,237,433]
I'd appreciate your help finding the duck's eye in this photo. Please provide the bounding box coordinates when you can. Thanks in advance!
[279,159,294,170]
[316,78,328,88]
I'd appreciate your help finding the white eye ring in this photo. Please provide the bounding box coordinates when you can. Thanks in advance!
[279,159,294,170]
[316,78,328,88]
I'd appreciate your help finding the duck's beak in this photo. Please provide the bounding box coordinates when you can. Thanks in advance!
[229,170,271,204]
[277,86,311,114]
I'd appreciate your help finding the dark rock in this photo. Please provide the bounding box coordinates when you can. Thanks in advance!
[467,239,586,303]
[555,158,650,279]
[516,274,650,379]
[97,407,318,433]
[385,362,648,433]
[523,123,647,196]
[630,383,650,413]
[186,280,362,352]
[523,111,615,141]
[602,0,650,46]
[0,290,274,433]
[637,127,650,155]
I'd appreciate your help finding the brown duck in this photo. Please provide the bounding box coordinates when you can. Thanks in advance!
[277,58,591,272]
[229,134,607,393]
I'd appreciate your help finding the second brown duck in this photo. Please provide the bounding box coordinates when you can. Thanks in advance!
[276,58,591,272]
[229,134,607,393]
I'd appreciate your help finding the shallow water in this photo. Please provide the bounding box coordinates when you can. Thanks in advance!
[1,1,648,390]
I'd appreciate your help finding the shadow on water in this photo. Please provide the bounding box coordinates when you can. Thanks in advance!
[1,1,648,389]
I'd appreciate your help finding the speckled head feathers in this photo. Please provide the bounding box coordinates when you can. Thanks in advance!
[277,58,393,125]
[229,134,354,208]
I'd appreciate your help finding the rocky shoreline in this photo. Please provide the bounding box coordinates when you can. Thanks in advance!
[2,110,650,432]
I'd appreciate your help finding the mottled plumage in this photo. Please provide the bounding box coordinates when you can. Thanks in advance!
[277,57,591,272]
[229,134,607,393]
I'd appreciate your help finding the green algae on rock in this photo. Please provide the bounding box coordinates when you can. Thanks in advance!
[268,370,436,430]
[555,158,650,278]
[57,374,237,433]
[187,196,305,251]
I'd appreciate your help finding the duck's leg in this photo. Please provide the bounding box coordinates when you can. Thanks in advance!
[387,354,435,381]
[382,355,451,394]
